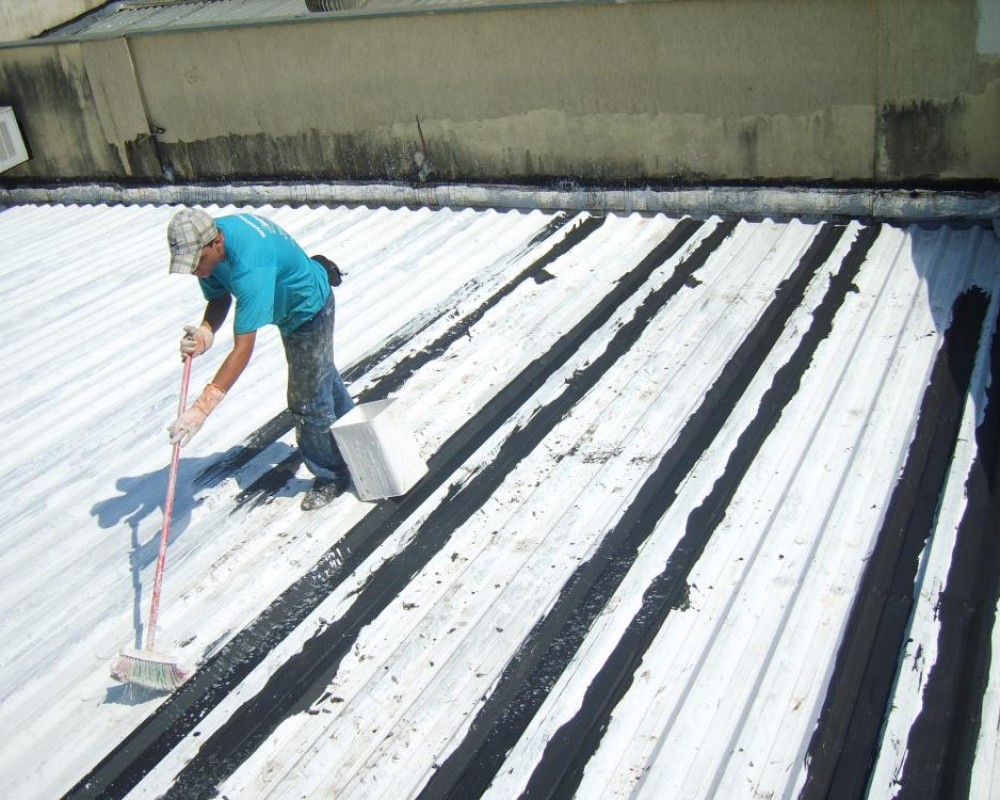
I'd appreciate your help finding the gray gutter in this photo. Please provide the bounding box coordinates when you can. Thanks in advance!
[1,182,998,221]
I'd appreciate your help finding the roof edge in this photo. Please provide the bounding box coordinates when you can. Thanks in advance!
[1,181,998,221]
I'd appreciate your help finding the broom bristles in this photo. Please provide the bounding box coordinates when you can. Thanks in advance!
[111,647,189,692]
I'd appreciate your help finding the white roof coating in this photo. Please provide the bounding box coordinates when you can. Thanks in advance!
[1,199,999,799]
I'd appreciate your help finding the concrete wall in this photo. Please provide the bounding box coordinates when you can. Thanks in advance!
[0,1,105,42]
[0,0,997,187]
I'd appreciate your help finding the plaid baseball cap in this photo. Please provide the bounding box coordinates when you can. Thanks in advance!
[167,208,218,274]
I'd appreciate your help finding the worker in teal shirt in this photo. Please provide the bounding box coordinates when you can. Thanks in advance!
[166,208,354,511]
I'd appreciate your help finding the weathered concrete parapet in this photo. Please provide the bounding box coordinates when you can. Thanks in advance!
[0,0,997,187]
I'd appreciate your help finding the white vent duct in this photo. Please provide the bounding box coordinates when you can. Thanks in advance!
[0,107,29,173]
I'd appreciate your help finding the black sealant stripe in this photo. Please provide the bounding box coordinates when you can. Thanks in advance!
[228,213,607,510]
[194,408,297,488]
[232,451,301,511]
[195,210,580,488]
[157,218,729,799]
[518,224,881,800]
[799,288,990,800]
[895,291,1000,800]
[64,218,705,799]
[418,221,850,800]
[360,213,607,403]
[524,211,574,250]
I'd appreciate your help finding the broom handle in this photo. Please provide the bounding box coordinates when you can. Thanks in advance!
[145,355,193,652]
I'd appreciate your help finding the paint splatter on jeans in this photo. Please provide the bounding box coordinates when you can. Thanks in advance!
[281,292,354,484]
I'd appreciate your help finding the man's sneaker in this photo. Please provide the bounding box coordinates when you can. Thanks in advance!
[301,478,349,511]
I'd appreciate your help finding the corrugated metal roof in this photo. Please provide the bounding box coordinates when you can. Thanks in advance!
[0,200,999,799]
[44,0,312,37]
[40,0,570,39]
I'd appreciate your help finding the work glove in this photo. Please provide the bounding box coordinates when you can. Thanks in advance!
[168,383,227,447]
[180,324,214,357]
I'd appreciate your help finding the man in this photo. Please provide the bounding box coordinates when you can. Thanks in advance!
[166,207,354,511]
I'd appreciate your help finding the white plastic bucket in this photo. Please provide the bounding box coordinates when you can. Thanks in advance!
[331,399,427,501]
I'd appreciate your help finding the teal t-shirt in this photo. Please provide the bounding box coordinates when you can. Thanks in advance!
[198,214,330,336]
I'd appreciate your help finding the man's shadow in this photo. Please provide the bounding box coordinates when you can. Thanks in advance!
[91,442,296,703]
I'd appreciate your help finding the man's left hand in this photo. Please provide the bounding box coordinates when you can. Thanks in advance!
[168,383,227,446]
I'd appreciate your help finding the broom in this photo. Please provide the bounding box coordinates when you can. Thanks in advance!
[111,354,194,691]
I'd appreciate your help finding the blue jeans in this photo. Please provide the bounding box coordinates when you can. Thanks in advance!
[281,292,354,484]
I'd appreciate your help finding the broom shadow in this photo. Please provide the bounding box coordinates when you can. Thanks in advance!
[90,443,295,703]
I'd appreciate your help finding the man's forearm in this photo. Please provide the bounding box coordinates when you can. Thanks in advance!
[211,331,255,392]
[202,295,232,334]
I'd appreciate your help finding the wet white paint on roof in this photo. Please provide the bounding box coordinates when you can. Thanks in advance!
[0,199,999,799]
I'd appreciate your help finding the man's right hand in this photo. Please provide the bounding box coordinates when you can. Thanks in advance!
[180,323,214,357]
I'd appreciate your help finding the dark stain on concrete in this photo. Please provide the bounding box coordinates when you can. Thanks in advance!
[162,129,420,183]
[0,56,129,179]
[737,117,761,178]
[123,135,167,180]
[881,96,967,181]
